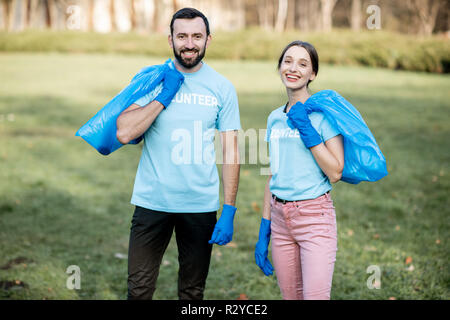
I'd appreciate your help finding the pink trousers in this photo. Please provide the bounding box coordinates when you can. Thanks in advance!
[270,192,338,300]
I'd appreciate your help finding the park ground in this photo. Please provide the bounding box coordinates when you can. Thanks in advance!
[0,53,448,299]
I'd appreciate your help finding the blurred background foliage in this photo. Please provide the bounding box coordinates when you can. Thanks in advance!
[1,28,449,73]
[0,0,449,73]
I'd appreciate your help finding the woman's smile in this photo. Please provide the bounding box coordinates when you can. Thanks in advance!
[285,73,301,82]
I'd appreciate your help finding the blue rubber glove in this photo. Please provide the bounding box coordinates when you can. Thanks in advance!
[286,101,322,148]
[255,218,274,276]
[154,67,184,108]
[209,204,237,246]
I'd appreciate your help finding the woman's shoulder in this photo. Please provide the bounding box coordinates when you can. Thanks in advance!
[309,111,326,121]
[268,105,286,120]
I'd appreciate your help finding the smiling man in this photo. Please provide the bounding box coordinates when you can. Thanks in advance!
[116,8,241,300]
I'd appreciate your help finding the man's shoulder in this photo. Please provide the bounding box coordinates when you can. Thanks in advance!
[202,62,235,89]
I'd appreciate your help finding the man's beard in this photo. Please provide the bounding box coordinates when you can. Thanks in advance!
[173,43,206,69]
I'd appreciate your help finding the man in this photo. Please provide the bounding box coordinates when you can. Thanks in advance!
[116,8,241,300]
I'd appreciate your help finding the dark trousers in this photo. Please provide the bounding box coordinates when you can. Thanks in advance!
[127,205,217,300]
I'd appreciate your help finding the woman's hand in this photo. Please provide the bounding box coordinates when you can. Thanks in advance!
[255,218,274,276]
[286,102,322,148]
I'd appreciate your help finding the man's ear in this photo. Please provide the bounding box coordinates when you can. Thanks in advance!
[168,34,173,49]
[205,34,212,49]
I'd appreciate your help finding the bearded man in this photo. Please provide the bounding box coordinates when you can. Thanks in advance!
[116,7,241,300]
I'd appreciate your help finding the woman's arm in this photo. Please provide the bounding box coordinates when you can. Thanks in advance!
[310,134,344,183]
[255,172,274,276]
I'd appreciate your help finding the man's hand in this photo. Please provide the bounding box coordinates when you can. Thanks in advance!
[286,101,322,148]
[255,218,274,276]
[208,204,237,245]
[154,68,184,108]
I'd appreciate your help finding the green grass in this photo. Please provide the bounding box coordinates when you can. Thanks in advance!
[0,53,449,300]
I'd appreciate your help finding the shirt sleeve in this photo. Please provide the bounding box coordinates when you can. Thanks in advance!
[319,114,340,142]
[216,82,241,131]
[264,117,271,142]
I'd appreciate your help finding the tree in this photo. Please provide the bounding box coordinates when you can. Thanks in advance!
[258,0,275,30]
[320,0,338,32]
[409,0,442,35]
[285,0,296,30]
[275,0,288,32]
[350,0,361,31]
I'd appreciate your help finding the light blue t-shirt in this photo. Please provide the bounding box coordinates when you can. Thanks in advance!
[265,105,340,201]
[130,61,241,213]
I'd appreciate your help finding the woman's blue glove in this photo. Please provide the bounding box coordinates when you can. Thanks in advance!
[255,218,274,276]
[154,67,184,108]
[209,204,237,246]
[286,101,322,148]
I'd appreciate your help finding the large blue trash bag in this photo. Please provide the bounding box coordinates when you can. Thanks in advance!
[75,59,173,155]
[301,90,388,184]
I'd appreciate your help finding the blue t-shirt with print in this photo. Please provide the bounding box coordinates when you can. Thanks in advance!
[131,61,241,213]
[265,104,340,201]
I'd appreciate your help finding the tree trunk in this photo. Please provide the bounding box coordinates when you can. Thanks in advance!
[10,0,27,31]
[130,0,136,31]
[285,0,295,30]
[110,0,116,32]
[259,0,269,30]
[93,0,111,33]
[351,0,361,31]
[296,0,310,31]
[87,0,94,31]
[411,0,441,35]
[28,0,38,29]
[154,0,174,33]
[47,0,59,30]
[309,0,321,31]
[0,1,4,30]
[43,0,51,28]
[275,0,288,32]
[25,0,30,28]
[258,0,273,30]
[320,0,337,32]
[221,0,245,31]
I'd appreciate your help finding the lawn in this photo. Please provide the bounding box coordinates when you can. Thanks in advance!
[0,53,448,300]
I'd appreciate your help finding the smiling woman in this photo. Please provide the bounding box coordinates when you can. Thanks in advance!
[255,40,345,300]
[277,41,319,89]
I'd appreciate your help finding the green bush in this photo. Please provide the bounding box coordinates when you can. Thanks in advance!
[0,29,448,73]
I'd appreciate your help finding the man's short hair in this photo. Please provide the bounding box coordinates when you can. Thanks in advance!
[170,7,210,36]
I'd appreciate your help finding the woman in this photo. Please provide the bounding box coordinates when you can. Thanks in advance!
[255,41,344,300]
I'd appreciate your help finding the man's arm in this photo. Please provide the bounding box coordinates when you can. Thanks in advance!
[116,67,184,145]
[208,130,240,246]
[221,130,240,206]
[116,101,164,145]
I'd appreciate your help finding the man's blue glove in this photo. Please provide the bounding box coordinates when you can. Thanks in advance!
[209,204,237,246]
[154,67,184,108]
[286,101,322,148]
[255,218,274,276]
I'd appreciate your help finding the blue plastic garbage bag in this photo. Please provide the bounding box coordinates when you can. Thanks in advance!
[295,90,388,184]
[75,59,173,155]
